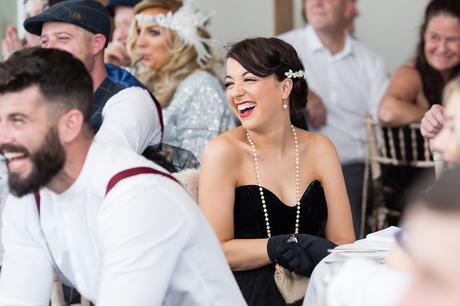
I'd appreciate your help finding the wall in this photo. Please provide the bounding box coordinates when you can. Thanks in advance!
[292,0,431,73]
[1,0,432,73]
[194,0,274,52]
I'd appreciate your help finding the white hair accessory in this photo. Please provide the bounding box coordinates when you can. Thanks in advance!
[284,69,304,79]
[135,0,213,67]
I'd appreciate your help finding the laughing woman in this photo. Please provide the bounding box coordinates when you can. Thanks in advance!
[199,37,355,306]
[127,0,232,160]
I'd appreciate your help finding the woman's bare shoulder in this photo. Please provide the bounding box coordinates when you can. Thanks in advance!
[201,127,246,165]
[298,130,337,155]
[392,63,422,83]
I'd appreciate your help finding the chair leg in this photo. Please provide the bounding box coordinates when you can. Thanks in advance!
[359,160,370,239]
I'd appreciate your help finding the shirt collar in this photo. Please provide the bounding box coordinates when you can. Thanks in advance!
[305,24,353,59]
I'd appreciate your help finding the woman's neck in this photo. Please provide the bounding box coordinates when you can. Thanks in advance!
[246,122,295,157]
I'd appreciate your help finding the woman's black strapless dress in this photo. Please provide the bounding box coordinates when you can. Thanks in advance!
[233,180,328,306]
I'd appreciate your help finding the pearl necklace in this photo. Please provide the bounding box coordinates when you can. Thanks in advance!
[246,125,301,239]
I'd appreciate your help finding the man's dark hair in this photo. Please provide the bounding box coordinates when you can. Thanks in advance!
[0,47,93,125]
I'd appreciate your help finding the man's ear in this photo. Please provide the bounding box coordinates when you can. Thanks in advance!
[92,33,107,55]
[57,109,84,144]
[280,78,293,100]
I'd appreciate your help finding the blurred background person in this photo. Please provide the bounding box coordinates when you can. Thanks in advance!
[398,168,460,306]
[379,0,460,127]
[279,0,388,237]
[127,0,232,160]
[104,0,141,66]
[377,0,460,226]
[1,0,66,60]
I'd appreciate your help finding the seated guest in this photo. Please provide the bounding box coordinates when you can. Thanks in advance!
[376,0,460,224]
[104,0,141,67]
[24,0,163,154]
[2,0,49,60]
[0,47,246,306]
[127,0,232,160]
[398,168,460,306]
[279,0,389,237]
[379,0,460,126]
[431,76,460,163]
[199,37,355,306]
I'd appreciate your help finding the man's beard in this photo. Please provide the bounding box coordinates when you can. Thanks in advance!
[0,127,66,197]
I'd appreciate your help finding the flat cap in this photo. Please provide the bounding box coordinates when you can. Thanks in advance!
[24,0,111,42]
[106,0,141,16]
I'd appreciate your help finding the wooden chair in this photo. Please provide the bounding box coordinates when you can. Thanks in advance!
[361,115,437,236]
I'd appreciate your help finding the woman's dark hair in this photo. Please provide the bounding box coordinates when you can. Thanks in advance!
[415,0,460,106]
[226,37,308,126]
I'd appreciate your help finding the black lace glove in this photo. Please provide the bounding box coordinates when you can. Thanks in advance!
[277,241,314,276]
[267,234,337,276]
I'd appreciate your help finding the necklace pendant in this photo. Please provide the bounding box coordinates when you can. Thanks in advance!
[287,234,298,243]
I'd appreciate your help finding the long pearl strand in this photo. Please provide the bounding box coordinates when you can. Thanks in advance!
[246,125,301,239]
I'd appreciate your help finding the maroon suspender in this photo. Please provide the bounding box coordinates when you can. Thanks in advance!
[34,167,180,211]
[105,167,179,196]
[34,191,41,215]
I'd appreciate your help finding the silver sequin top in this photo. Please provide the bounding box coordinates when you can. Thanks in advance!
[163,70,232,161]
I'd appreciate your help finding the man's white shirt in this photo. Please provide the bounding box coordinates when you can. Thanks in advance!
[0,140,246,306]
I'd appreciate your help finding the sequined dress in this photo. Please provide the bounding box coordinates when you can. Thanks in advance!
[162,70,233,161]
[233,181,328,306]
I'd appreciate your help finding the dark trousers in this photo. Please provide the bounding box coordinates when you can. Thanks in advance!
[342,163,365,238]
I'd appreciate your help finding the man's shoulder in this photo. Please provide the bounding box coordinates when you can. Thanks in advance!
[278,26,307,43]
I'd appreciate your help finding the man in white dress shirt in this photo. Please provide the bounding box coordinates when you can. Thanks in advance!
[23,0,163,154]
[279,0,388,236]
[0,47,246,306]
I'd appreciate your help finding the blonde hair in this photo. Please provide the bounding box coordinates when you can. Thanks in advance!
[126,0,221,107]
[443,76,460,157]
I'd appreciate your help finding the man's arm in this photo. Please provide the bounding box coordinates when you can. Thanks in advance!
[0,195,54,306]
[98,87,162,153]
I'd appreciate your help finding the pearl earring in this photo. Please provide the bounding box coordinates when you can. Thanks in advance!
[282,99,288,110]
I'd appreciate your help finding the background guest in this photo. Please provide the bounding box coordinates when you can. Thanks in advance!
[104,0,141,66]
[379,0,460,126]
[279,0,388,237]
[127,0,232,160]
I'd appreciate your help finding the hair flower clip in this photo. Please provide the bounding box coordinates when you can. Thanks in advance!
[284,69,304,79]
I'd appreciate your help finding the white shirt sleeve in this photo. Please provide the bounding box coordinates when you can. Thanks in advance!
[367,55,389,119]
[97,87,162,154]
[0,195,54,306]
[326,258,410,306]
[96,179,190,306]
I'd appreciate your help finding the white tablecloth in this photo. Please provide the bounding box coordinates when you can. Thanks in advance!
[303,227,409,306]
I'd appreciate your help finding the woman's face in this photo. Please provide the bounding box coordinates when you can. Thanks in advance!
[224,58,290,129]
[424,14,460,73]
[134,8,174,71]
[431,90,460,164]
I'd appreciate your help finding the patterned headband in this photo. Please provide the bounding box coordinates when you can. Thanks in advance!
[135,0,213,67]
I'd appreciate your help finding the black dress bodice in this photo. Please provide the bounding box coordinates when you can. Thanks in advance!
[233,180,328,306]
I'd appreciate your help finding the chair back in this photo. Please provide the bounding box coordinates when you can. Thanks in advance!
[362,115,436,235]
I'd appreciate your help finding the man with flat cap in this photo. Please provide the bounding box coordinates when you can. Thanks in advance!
[24,0,163,154]
[105,0,141,66]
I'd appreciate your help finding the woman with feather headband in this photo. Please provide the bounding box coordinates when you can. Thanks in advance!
[127,0,232,161]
